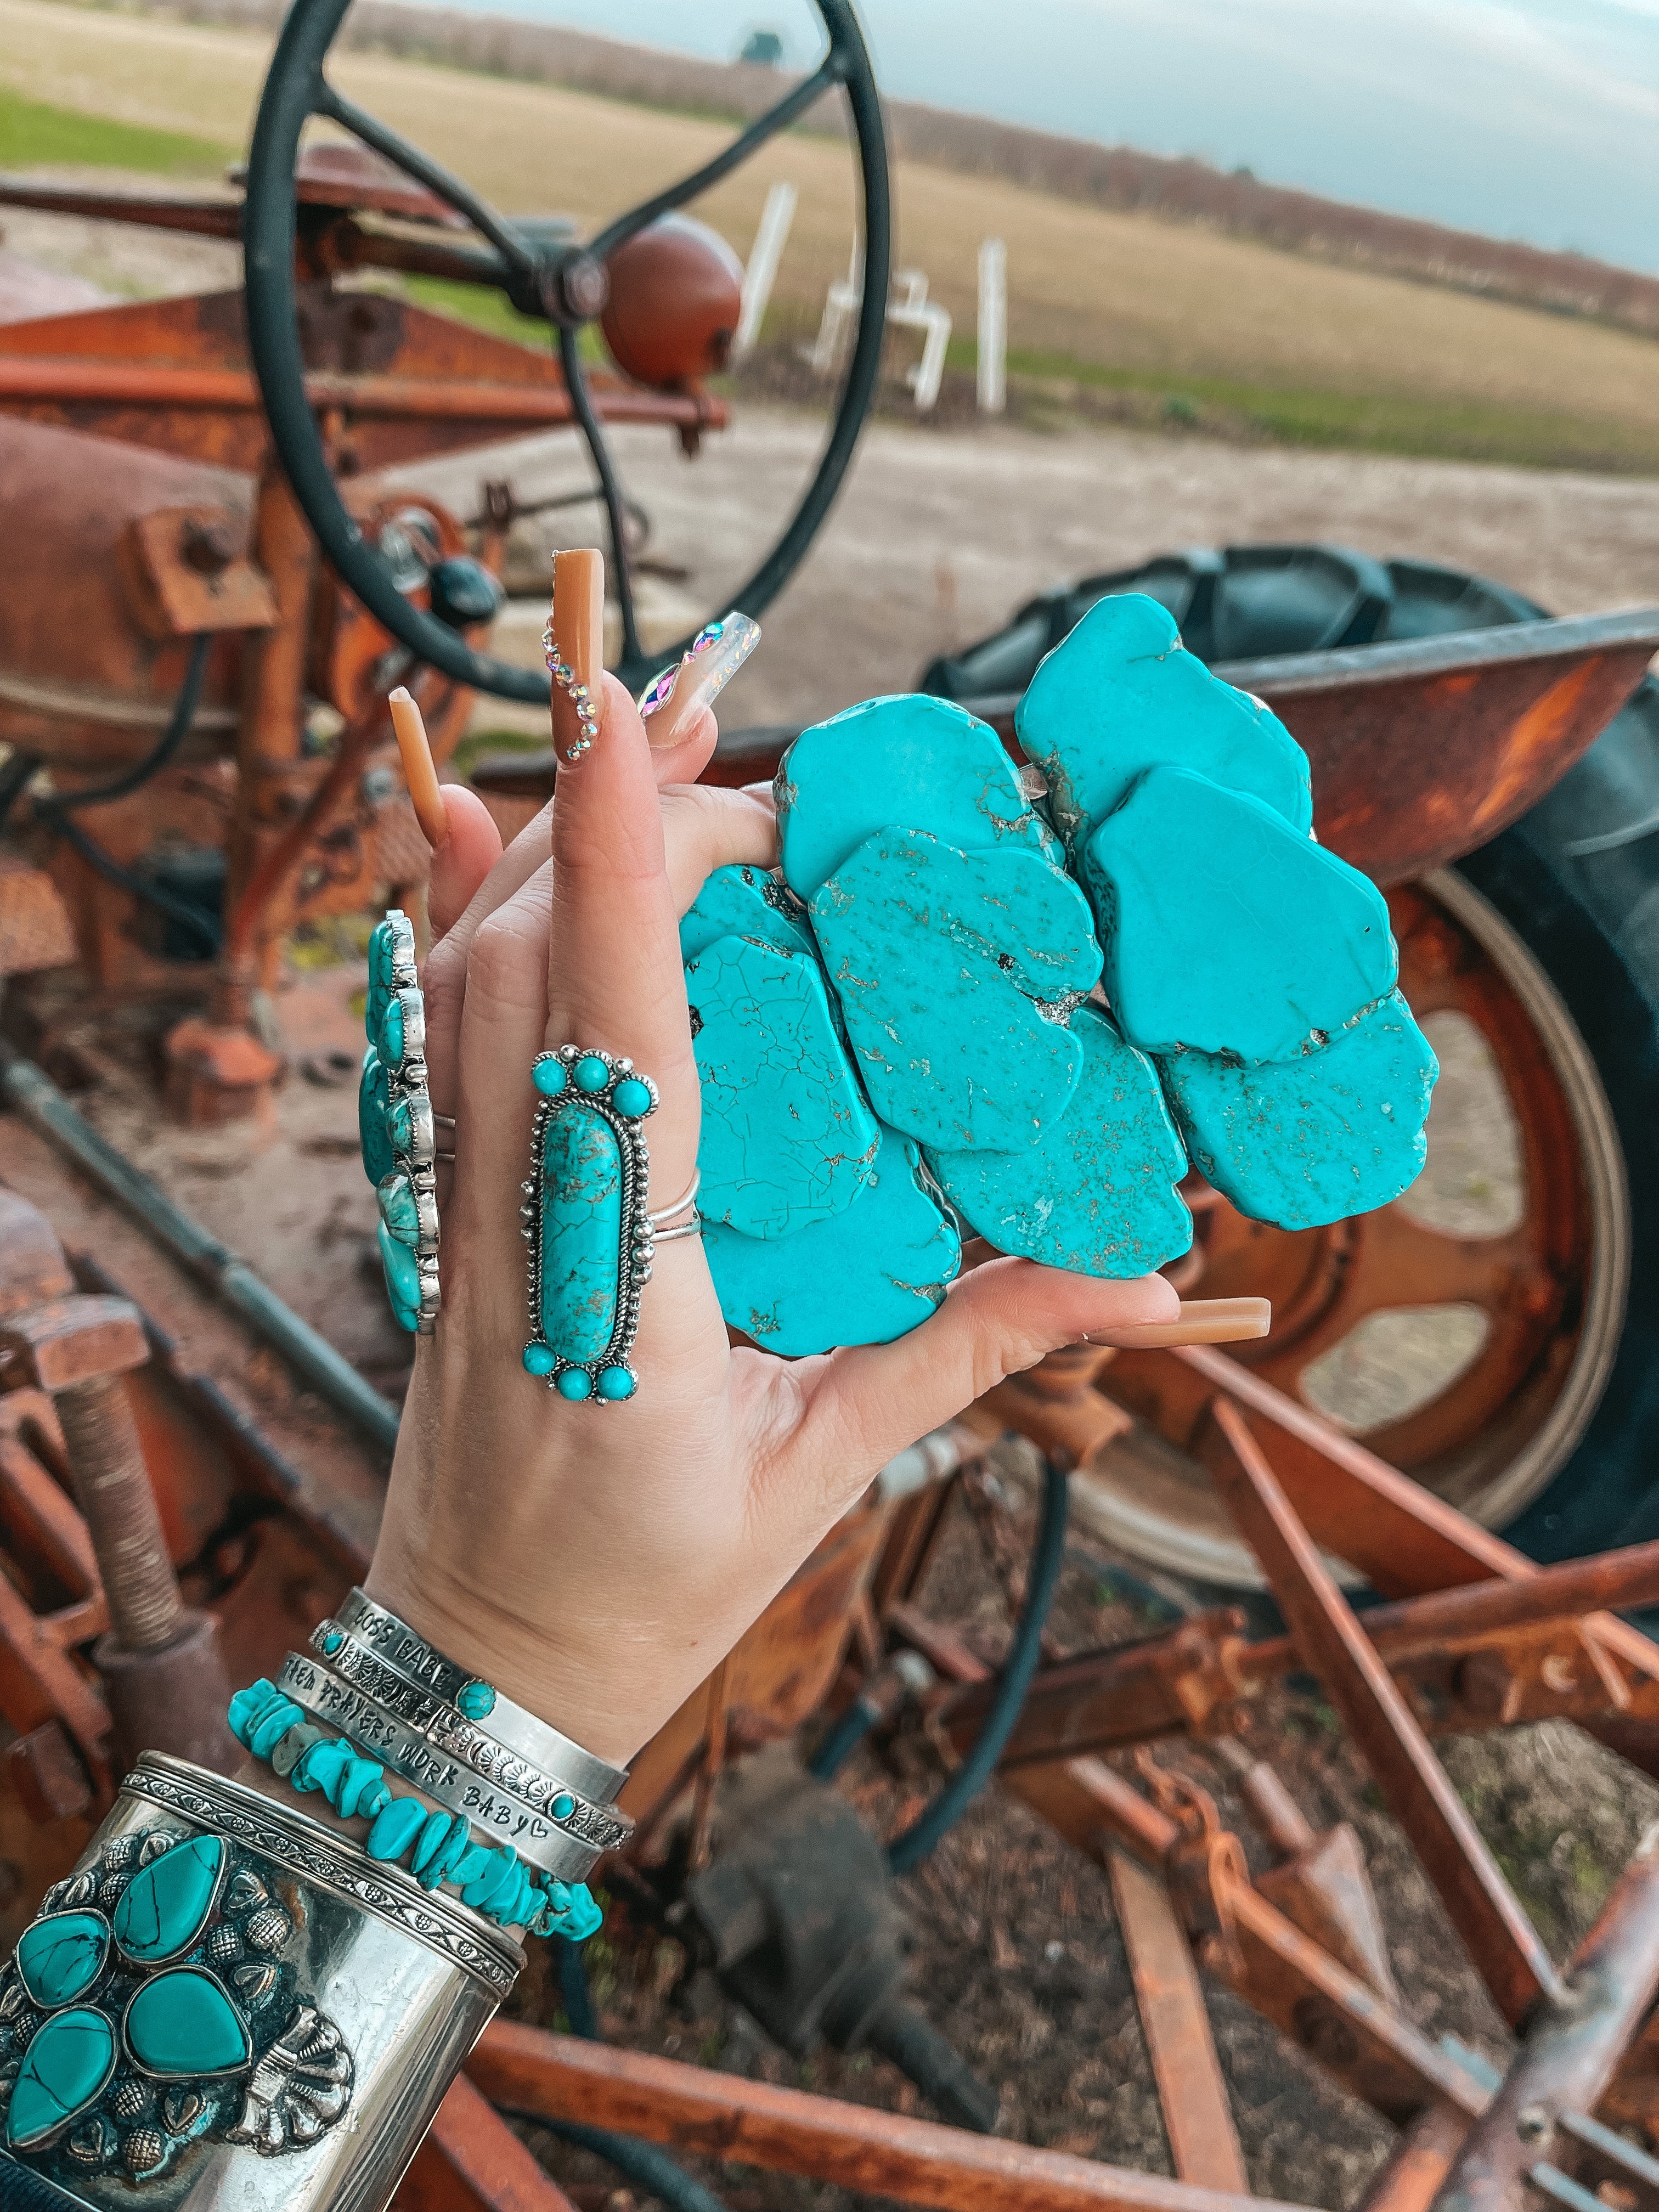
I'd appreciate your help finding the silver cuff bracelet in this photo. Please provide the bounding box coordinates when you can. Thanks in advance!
[0,1753,519,2211]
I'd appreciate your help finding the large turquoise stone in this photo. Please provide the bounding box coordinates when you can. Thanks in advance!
[540,1103,623,1362]
[123,1967,251,2079]
[930,1006,1192,1276]
[1085,766,1395,1061]
[810,833,1099,1153]
[380,995,405,1069]
[777,693,1058,900]
[15,1911,109,2010]
[112,1833,224,1965]
[366,918,395,1043]
[377,1169,421,1248]
[5,2007,116,2149]
[687,933,879,1238]
[1159,990,1438,1229]
[680,863,814,965]
[359,1047,394,1186]
[1014,593,1313,841]
[377,1222,421,1332]
[706,1123,960,1355]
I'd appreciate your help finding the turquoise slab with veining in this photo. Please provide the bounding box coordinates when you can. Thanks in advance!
[122,1966,252,2079]
[1159,990,1438,1229]
[680,863,814,964]
[1016,594,1313,841]
[776,693,1058,900]
[810,831,1101,1153]
[539,1103,623,1361]
[1086,766,1396,1060]
[112,1833,223,1964]
[929,1005,1192,1276]
[5,2007,116,2149]
[706,1122,960,1354]
[687,932,879,1238]
[15,1910,109,2010]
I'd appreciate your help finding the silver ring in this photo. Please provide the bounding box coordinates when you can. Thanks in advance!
[652,1215,703,1244]
[276,1654,606,1880]
[647,1169,700,1227]
[328,1593,628,1804]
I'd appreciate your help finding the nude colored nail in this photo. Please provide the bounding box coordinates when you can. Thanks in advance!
[1105,1297,1272,1347]
[387,686,448,848]
[639,611,761,751]
[548,547,605,764]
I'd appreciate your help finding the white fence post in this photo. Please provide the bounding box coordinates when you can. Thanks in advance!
[734,179,798,362]
[977,235,1007,415]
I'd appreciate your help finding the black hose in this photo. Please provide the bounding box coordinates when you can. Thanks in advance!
[0,748,43,836]
[808,1690,882,1782]
[498,2109,730,2212]
[885,1459,1069,1877]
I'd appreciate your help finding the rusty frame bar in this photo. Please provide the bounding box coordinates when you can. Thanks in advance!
[469,2022,1316,2212]
[403,2075,579,2212]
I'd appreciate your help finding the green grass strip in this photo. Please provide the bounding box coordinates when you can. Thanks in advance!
[0,84,232,175]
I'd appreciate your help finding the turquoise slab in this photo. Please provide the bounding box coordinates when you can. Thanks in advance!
[1086,766,1395,1060]
[112,1834,224,1965]
[539,1101,623,1361]
[776,693,1058,900]
[377,1169,421,1248]
[359,1047,394,1187]
[706,1122,960,1355]
[123,1967,251,2080]
[15,1911,109,2011]
[1015,594,1313,842]
[5,2007,115,2149]
[687,932,879,1239]
[1159,991,1437,1229]
[930,1006,1192,1276]
[680,863,814,964]
[810,832,1099,1153]
[377,1221,421,1332]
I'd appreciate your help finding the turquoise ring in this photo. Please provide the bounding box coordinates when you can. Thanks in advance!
[359,910,441,1335]
[520,1046,659,1403]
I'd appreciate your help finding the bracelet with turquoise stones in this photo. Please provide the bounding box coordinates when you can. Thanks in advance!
[521,1045,663,1403]
[228,1679,600,1941]
[359,910,440,1334]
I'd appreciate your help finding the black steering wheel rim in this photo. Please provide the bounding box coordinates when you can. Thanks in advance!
[243,0,890,700]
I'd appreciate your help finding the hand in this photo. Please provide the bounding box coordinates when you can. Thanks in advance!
[369,681,1177,1765]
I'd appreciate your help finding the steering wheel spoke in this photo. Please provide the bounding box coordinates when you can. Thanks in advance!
[314,80,537,279]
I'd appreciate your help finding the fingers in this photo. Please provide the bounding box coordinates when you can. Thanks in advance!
[663,784,778,913]
[794,1260,1180,1487]
[427,787,504,939]
[422,804,552,1119]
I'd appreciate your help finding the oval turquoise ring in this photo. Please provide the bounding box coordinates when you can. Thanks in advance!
[520,1046,663,1404]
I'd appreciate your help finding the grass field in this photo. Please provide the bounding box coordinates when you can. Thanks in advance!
[2,0,1656,472]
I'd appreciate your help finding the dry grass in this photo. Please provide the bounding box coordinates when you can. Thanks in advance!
[3,0,1658,468]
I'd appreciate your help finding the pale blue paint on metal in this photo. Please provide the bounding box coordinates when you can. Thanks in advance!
[1086,765,1396,1060]
[687,932,879,1239]
[706,1122,960,1354]
[1015,594,1312,843]
[1158,990,1438,1229]
[539,1103,622,1361]
[679,863,814,964]
[929,1005,1192,1276]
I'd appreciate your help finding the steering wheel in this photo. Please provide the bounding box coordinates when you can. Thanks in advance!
[243,0,890,699]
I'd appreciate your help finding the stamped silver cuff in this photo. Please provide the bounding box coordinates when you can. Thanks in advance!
[276,1652,606,1881]
[332,1588,628,1802]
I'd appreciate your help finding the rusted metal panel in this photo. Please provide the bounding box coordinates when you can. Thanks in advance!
[469,2022,1315,2212]
[403,2075,579,2212]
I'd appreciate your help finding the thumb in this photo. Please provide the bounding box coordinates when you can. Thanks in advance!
[797,1257,1178,1477]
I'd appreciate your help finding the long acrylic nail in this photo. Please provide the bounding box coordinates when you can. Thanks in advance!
[639,612,760,751]
[1103,1297,1271,1347]
[548,547,605,764]
[387,686,448,848]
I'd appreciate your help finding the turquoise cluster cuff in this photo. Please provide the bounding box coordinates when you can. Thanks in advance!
[359,909,440,1335]
[521,1045,659,1403]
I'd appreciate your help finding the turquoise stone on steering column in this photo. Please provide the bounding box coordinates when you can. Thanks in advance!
[776,693,1059,900]
[687,932,879,1238]
[1014,593,1313,842]
[359,1046,394,1186]
[123,1966,252,2079]
[1085,766,1395,1061]
[704,1121,960,1355]
[540,1102,623,1362]
[15,1910,109,2010]
[810,831,1100,1153]
[680,862,814,964]
[1159,990,1438,1230]
[5,2007,116,2149]
[112,1833,224,1965]
[929,1006,1192,1276]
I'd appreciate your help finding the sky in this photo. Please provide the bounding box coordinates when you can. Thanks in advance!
[417,0,1659,275]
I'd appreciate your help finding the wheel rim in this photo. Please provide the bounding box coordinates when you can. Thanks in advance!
[1090,870,1632,1587]
[242,0,890,698]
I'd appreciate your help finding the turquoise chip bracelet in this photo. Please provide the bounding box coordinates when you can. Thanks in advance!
[228,1680,600,1941]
